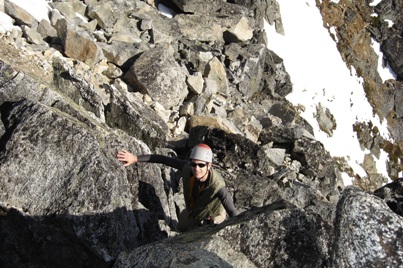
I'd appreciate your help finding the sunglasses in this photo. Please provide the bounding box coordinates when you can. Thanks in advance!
[191,162,207,168]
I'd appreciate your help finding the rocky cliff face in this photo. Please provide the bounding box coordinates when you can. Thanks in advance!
[0,0,402,267]
[318,0,403,189]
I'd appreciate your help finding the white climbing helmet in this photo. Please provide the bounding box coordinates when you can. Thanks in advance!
[190,144,213,163]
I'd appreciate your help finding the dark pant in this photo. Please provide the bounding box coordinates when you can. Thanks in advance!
[176,208,201,232]
[176,206,226,232]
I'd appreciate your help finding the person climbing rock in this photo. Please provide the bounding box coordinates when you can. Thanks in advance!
[117,143,239,232]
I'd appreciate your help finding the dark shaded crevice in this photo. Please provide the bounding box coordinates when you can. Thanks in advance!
[0,101,22,154]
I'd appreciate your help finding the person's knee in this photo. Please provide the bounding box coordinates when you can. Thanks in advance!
[176,222,186,232]
[176,219,199,232]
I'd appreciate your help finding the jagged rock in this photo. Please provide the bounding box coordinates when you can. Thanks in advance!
[21,25,45,45]
[51,57,106,121]
[188,115,242,135]
[382,34,403,79]
[292,137,344,198]
[204,57,229,95]
[265,0,284,34]
[268,102,298,124]
[224,42,242,61]
[385,81,403,156]
[171,0,250,21]
[243,116,263,143]
[233,171,278,208]
[113,200,333,267]
[354,121,377,151]
[174,0,248,45]
[393,81,403,119]
[0,60,93,126]
[360,153,389,190]
[173,115,187,135]
[332,186,403,267]
[259,124,315,146]
[316,103,336,136]
[374,0,403,80]
[123,43,188,110]
[228,43,269,99]
[133,2,183,45]
[87,1,121,32]
[99,42,148,68]
[179,100,195,116]
[186,71,204,94]
[0,99,140,262]
[5,0,45,27]
[48,7,64,29]
[37,18,58,40]
[265,49,293,97]
[55,18,104,67]
[353,121,390,185]
[223,16,254,43]
[150,101,171,123]
[113,221,257,267]
[177,39,217,75]
[0,60,47,103]
[104,83,168,149]
[49,1,86,21]
[374,177,403,216]
[102,62,123,79]
[109,16,142,44]
[229,0,280,32]
[263,146,286,167]
[175,14,225,44]
[170,0,221,13]
[206,97,227,118]
[219,202,333,267]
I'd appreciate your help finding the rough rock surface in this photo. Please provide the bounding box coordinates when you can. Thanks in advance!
[0,0,402,267]
[374,177,403,216]
[332,186,403,267]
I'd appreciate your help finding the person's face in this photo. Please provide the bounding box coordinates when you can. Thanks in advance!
[191,160,210,181]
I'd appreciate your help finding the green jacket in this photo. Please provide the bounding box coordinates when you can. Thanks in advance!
[182,164,225,220]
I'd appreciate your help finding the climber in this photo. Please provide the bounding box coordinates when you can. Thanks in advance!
[117,143,239,232]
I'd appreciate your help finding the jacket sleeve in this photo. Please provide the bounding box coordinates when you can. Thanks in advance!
[137,154,187,170]
[216,187,239,217]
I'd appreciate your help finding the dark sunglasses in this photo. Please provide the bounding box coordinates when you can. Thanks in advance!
[191,163,207,168]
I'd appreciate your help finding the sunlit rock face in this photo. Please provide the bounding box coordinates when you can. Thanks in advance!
[0,0,402,267]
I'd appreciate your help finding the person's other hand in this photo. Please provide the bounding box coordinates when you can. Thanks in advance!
[117,149,138,167]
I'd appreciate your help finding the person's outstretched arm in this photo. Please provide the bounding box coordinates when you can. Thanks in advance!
[117,149,187,170]
[216,187,239,217]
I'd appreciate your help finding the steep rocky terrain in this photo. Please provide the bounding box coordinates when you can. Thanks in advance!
[318,0,403,189]
[0,0,402,267]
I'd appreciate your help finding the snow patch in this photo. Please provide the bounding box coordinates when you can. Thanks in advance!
[371,38,397,82]
[0,12,18,33]
[369,0,383,6]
